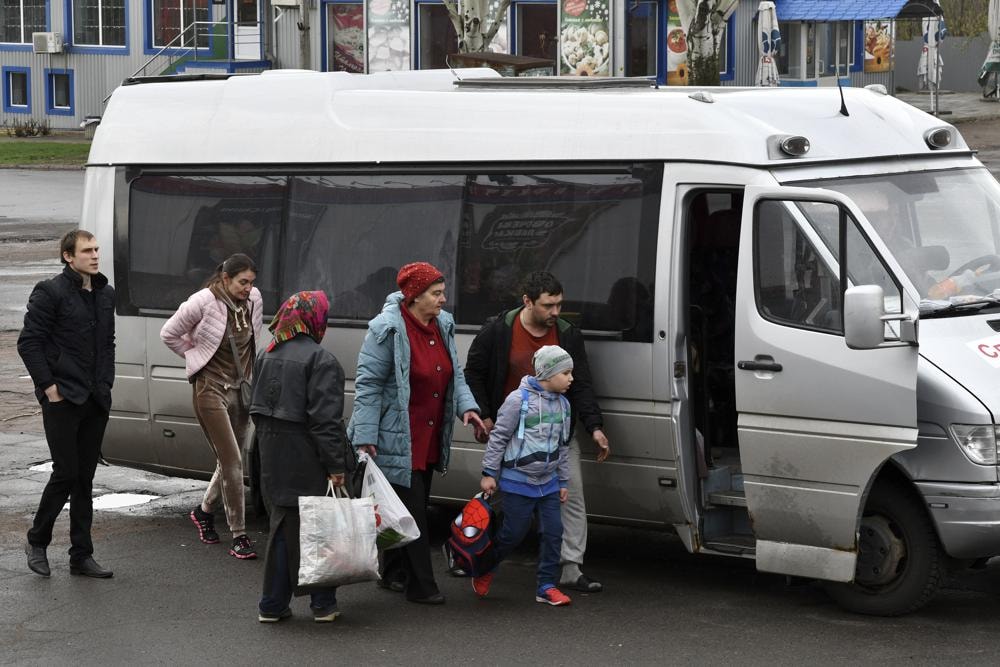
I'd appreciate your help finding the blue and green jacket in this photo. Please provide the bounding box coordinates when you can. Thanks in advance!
[482,375,571,495]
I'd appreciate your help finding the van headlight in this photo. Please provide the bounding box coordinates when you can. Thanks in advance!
[950,424,1000,465]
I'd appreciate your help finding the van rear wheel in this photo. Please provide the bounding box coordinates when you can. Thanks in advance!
[823,480,942,616]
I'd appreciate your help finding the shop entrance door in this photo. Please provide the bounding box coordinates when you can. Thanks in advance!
[234,0,261,60]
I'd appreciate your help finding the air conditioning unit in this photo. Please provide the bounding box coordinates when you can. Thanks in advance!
[32,32,64,54]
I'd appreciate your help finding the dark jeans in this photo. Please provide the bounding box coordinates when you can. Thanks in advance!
[259,517,337,614]
[382,469,438,600]
[494,490,563,595]
[27,396,108,561]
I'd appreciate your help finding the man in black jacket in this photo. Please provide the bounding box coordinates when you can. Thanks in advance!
[18,230,115,579]
[465,271,610,593]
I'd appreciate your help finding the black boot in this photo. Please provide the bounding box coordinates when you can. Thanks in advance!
[70,557,113,578]
[25,542,50,577]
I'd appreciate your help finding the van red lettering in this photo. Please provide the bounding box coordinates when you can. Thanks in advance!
[979,344,999,358]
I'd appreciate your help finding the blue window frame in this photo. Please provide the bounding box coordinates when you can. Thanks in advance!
[65,0,129,53]
[2,66,31,113]
[1,0,48,50]
[44,67,74,115]
[510,0,555,60]
[414,0,455,70]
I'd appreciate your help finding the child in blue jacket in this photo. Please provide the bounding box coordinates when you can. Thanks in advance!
[475,345,574,606]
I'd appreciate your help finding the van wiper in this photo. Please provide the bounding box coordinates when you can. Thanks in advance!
[920,294,1000,318]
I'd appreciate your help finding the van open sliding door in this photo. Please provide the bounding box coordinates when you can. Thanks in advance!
[734,185,919,582]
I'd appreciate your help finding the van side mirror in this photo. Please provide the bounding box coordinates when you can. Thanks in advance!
[844,285,887,349]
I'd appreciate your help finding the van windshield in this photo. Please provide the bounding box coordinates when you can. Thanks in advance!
[792,168,1000,304]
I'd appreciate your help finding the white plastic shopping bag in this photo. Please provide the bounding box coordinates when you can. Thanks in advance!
[298,482,379,587]
[358,452,421,550]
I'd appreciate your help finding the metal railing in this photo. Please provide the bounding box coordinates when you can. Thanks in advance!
[103,20,264,103]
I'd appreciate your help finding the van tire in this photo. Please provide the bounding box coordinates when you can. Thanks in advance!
[248,438,268,519]
[823,479,941,616]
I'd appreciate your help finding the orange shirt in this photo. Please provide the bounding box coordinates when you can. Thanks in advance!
[503,311,559,397]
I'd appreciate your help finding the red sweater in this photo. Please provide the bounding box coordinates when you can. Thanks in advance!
[401,305,453,470]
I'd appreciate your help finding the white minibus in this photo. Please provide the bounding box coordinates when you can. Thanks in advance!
[86,69,1000,615]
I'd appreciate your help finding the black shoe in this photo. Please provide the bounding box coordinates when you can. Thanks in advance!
[25,543,50,577]
[229,534,258,560]
[70,557,113,578]
[377,578,405,592]
[190,507,220,544]
[561,573,603,593]
[407,592,445,605]
[258,608,292,623]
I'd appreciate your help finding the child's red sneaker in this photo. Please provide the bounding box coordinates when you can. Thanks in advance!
[472,572,494,598]
[535,587,571,606]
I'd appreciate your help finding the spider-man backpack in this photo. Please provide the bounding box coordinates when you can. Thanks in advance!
[444,493,498,578]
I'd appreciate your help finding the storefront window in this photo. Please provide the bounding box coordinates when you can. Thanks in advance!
[514,2,556,60]
[417,2,458,69]
[327,2,364,72]
[805,22,816,78]
[626,0,658,77]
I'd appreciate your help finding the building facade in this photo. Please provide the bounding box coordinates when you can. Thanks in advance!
[1,0,940,130]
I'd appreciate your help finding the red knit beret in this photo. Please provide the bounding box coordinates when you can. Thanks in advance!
[396,262,444,303]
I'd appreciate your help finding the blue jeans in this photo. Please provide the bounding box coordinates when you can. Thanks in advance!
[259,520,337,614]
[494,491,563,595]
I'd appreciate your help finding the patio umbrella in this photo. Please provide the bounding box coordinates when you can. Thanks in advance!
[978,0,1000,98]
[754,1,780,87]
[917,2,946,91]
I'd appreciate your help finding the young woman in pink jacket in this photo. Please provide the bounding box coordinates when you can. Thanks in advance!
[160,254,264,559]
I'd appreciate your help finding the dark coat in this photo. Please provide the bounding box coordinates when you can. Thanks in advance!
[17,266,116,411]
[250,335,353,507]
[465,307,603,438]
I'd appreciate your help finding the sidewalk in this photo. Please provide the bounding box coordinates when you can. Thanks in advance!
[895,90,1000,124]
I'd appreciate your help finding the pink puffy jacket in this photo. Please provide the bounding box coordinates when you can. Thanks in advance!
[160,287,264,379]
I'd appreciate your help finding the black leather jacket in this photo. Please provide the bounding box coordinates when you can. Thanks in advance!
[17,266,116,411]
[250,335,353,506]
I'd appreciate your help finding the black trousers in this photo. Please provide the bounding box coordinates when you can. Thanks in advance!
[27,396,108,561]
[382,469,438,600]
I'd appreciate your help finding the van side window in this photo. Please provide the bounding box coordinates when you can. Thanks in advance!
[755,200,842,333]
[284,175,464,321]
[455,167,661,341]
[128,175,284,310]
[123,165,660,340]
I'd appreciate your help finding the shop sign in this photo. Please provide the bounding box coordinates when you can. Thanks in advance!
[366,0,410,72]
[863,20,893,73]
[559,0,610,76]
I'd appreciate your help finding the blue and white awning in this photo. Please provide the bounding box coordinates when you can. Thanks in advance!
[775,0,943,21]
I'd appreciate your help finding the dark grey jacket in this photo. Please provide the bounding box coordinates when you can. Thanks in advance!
[250,335,352,506]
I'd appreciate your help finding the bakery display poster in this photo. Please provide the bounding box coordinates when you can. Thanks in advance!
[559,0,610,76]
[864,21,893,73]
[366,0,410,72]
[330,3,364,73]
[666,0,689,85]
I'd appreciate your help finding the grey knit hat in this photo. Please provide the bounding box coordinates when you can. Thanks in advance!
[533,345,574,381]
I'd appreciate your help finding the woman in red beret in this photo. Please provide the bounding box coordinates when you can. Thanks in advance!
[348,262,484,604]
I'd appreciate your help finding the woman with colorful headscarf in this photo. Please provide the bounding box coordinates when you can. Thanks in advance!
[348,262,485,604]
[249,291,352,623]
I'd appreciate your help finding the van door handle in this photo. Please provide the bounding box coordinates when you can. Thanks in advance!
[737,358,783,372]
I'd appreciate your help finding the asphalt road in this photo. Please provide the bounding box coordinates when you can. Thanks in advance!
[4,425,1000,665]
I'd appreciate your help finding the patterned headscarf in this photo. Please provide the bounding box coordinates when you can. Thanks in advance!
[267,291,329,352]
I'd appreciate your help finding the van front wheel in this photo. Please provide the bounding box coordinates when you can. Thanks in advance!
[824,480,942,616]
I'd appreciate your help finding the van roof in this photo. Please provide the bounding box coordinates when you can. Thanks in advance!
[90,68,970,167]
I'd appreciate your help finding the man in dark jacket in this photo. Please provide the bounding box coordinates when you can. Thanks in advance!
[18,230,115,579]
[465,271,610,593]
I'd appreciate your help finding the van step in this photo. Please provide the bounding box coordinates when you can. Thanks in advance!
[702,534,756,555]
[707,489,747,507]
